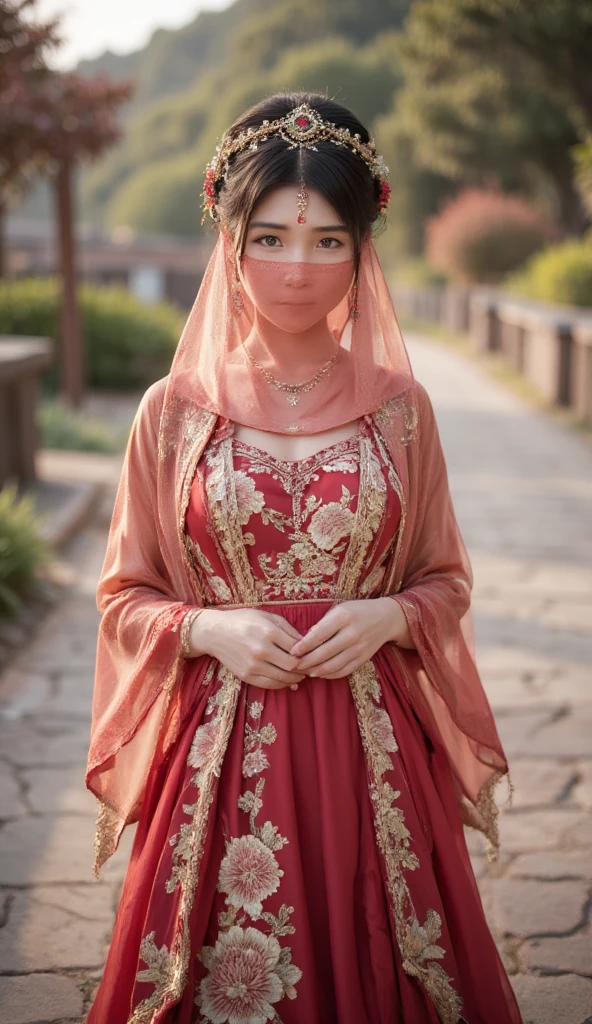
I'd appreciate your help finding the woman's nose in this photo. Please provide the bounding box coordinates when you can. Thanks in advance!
[283,262,311,285]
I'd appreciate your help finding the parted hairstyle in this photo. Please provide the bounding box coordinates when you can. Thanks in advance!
[212,91,387,281]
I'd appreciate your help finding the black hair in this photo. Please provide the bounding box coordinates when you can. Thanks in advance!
[211,91,386,280]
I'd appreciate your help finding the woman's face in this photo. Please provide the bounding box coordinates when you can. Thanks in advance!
[237,185,355,333]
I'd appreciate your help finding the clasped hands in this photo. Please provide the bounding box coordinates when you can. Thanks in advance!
[189,598,412,691]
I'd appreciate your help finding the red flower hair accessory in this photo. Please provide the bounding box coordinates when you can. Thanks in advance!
[378,179,392,214]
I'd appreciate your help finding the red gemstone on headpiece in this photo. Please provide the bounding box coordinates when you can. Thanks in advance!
[296,116,310,128]
[297,215,305,224]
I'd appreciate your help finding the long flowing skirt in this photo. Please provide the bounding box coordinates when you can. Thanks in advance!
[86,603,522,1024]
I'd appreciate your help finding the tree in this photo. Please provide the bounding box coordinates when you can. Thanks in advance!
[0,0,61,274]
[373,112,455,258]
[230,0,412,72]
[393,0,592,235]
[452,0,592,131]
[0,1,134,404]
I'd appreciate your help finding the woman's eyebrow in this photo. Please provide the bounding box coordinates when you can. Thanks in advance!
[248,221,348,232]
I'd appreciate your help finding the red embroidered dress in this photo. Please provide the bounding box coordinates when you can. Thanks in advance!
[86,415,522,1024]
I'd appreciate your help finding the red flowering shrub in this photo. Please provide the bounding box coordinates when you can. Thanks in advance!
[426,189,552,284]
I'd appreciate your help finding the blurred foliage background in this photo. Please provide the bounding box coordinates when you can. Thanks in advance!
[13,0,588,270]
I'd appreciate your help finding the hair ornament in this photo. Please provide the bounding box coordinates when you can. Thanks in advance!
[200,101,390,225]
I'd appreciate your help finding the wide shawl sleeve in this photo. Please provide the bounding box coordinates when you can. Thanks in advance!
[85,377,217,878]
[376,381,509,854]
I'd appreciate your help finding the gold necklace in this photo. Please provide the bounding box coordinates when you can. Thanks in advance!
[243,344,340,406]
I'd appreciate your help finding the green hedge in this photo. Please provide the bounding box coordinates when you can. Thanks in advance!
[0,277,185,390]
[0,482,52,617]
[37,398,127,453]
[504,238,592,308]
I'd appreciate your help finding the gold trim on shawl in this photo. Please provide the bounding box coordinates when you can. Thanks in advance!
[128,668,243,1023]
[335,434,387,599]
[368,410,407,595]
[349,659,464,1024]
[92,799,122,880]
[176,407,218,602]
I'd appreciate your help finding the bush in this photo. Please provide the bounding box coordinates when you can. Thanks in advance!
[426,189,552,284]
[0,277,185,391]
[0,482,52,617]
[504,238,592,308]
[37,399,127,453]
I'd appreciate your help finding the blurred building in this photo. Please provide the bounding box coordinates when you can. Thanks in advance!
[4,218,212,310]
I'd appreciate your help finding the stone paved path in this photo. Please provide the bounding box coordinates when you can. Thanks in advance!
[0,333,591,1023]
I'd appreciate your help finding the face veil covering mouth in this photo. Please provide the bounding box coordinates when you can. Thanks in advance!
[86,220,510,891]
[239,254,355,334]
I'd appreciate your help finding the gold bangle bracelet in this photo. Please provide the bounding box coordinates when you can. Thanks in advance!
[180,607,204,659]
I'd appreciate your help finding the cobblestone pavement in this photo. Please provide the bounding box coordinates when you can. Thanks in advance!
[0,334,590,1023]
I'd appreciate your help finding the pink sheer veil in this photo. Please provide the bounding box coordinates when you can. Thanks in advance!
[160,226,414,433]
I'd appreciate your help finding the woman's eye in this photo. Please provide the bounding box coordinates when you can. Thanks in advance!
[254,235,280,247]
[319,237,343,249]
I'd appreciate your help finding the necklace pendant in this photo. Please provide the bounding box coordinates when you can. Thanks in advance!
[286,393,300,406]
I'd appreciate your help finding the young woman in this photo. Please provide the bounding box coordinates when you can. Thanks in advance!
[85,93,523,1024]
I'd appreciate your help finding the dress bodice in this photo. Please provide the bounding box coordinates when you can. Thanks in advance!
[183,416,402,607]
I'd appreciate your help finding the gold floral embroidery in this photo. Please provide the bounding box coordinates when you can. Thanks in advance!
[194,698,302,1023]
[369,412,408,596]
[234,470,265,524]
[234,436,363,601]
[308,486,356,550]
[348,659,464,1024]
[335,436,387,600]
[184,533,232,604]
[205,440,259,604]
[242,700,277,778]
[182,420,403,607]
[358,562,386,596]
[92,799,121,880]
[129,666,242,1023]
[174,405,218,602]
[374,388,419,448]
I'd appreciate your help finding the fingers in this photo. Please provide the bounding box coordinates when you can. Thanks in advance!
[295,633,351,672]
[249,673,305,690]
[305,652,356,678]
[261,662,306,685]
[289,612,341,657]
[323,659,360,679]
[263,612,303,642]
[270,627,304,655]
[267,644,305,673]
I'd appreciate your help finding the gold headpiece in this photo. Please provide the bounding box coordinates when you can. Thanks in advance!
[200,101,391,225]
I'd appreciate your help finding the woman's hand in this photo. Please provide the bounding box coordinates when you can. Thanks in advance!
[289,597,412,679]
[189,608,306,690]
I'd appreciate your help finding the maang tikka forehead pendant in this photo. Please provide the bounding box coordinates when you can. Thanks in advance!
[296,174,308,224]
